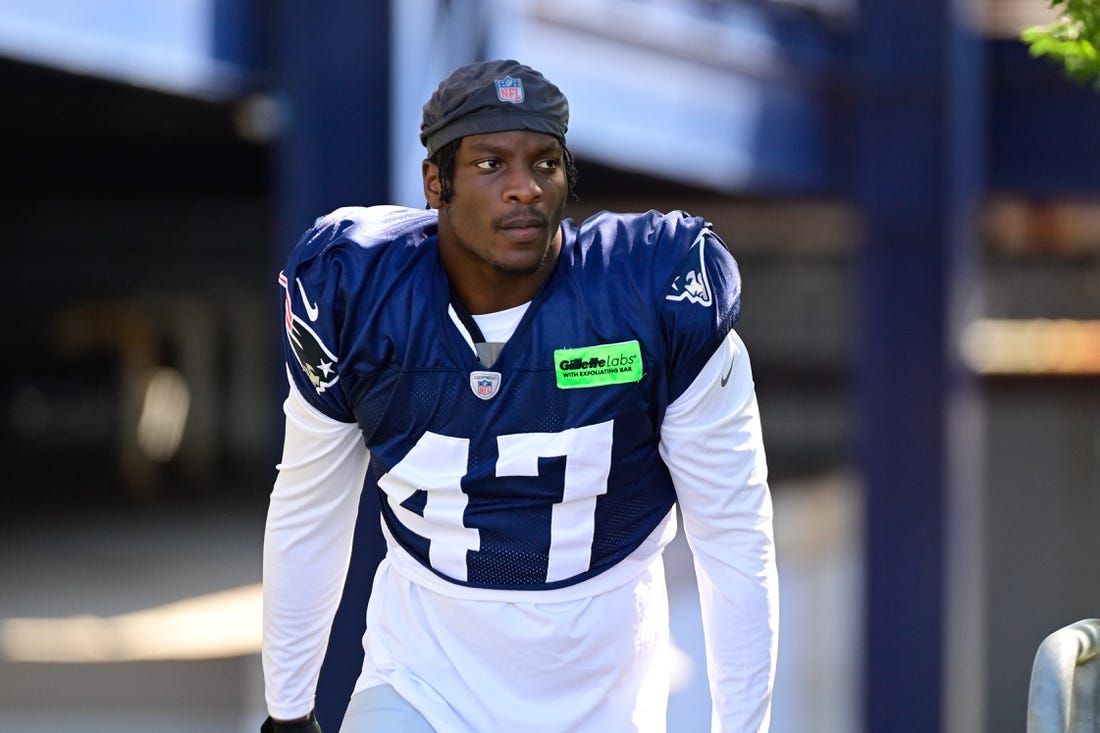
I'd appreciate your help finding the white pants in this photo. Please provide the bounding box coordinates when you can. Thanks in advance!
[340,684,437,733]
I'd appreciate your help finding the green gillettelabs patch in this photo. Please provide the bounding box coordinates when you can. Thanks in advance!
[554,340,643,389]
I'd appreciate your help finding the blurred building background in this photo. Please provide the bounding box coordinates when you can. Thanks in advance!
[1,0,1099,732]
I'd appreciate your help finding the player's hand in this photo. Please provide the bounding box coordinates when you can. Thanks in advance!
[260,711,322,732]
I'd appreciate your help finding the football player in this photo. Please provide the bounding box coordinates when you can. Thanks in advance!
[261,59,777,732]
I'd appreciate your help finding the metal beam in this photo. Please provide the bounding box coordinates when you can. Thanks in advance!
[855,2,983,731]
[275,0,391,255]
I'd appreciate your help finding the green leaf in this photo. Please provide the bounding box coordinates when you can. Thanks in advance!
[1020,0,1100,90]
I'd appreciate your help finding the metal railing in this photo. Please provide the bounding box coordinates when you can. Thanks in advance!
[1027,618,1100,732]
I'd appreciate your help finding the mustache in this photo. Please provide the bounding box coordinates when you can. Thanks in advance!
[497,210,548,229]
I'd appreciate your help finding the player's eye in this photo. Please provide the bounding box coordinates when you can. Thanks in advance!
[536,158,560,171]
[475,159,502,170]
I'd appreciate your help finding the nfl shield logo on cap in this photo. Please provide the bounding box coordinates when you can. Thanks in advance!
[470,371,502,400]
[495,76,524,104]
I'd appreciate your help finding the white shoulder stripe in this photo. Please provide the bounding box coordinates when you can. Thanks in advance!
[316,205,439,247]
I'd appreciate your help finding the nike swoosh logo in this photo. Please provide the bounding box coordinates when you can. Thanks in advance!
[296,278,319,322]
[720,357,735,387]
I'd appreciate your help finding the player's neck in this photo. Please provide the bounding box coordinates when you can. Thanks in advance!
[446,249,559,314]
[449,272,545,314]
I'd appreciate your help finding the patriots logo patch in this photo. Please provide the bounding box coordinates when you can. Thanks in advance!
[665,233,713,307]
[279,272,339,393]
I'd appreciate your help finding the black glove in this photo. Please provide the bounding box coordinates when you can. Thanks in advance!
[260,711,322,733]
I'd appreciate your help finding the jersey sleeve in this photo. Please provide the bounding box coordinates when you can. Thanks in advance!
[278,216,358,423]
[277,205,439,423]
[656,221,742,402]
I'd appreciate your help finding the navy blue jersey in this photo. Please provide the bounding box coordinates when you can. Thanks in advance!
[278,206,741,591]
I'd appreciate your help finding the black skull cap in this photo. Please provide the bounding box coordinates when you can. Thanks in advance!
[420,59,569,157]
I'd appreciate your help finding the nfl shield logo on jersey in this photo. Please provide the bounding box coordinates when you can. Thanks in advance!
[495,76,524,104]
[470,371,502,400]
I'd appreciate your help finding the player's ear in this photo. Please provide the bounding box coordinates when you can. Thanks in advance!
[423,159,442,208]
